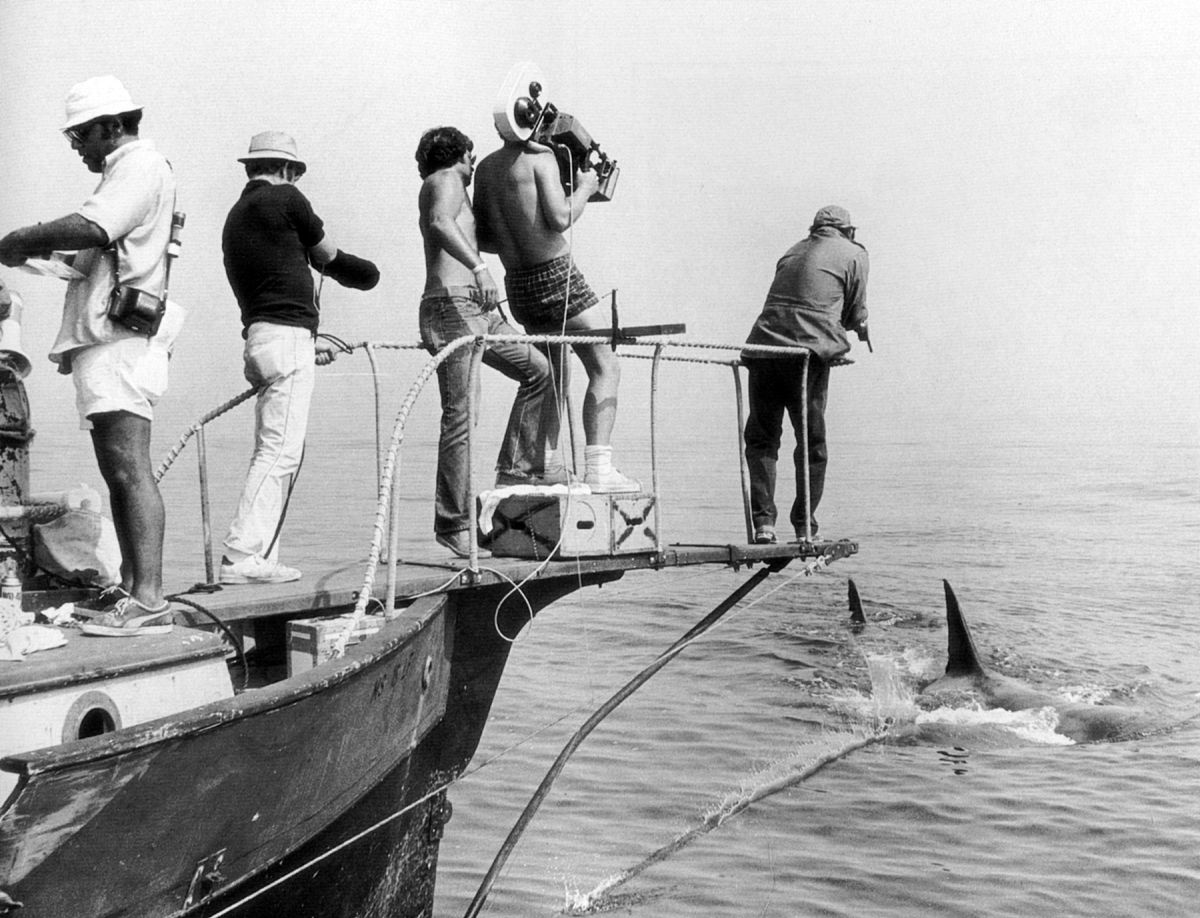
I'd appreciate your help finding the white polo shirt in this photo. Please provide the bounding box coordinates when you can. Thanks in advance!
[50,138,176,365]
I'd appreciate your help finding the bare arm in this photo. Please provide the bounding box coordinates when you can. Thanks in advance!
[533,151,599,233]
[425,172,498,305]
[0,214,108,266]
[426,174,485,269]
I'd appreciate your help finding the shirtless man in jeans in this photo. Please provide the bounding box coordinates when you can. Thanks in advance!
[416,127,561,558]
[473,135,638,492]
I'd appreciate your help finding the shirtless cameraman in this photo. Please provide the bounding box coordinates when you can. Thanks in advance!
[473,133,637,492]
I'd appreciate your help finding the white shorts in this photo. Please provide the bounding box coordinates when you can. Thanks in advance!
[71,335,170,427]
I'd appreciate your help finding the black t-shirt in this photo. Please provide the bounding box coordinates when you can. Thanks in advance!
[222,180,326,335]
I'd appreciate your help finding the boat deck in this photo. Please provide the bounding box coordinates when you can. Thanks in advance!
[163,539,856,628]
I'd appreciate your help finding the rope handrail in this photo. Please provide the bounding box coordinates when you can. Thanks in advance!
[154,386,257,483]
[328,336,826,358]
[156,332,842,616]
[349,333,830,618]
[350,333,481,616]
[325,336,851,368]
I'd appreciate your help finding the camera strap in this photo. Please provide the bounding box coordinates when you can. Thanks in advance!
[106,165,178,303]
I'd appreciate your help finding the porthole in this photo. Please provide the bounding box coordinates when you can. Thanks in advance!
[62,691,122,742]
[78,707,116,738]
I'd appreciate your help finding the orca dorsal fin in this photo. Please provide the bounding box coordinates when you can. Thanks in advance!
[943,580,986,677]
[848,579,866,627]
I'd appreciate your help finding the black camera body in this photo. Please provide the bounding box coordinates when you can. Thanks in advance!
[532,106,620,202]
[107,285,165,336]
[104,211,185,337]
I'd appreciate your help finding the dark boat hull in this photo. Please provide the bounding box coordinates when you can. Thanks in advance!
[1,593,456,918]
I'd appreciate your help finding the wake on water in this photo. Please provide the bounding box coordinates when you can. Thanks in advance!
[562,649,1077,914]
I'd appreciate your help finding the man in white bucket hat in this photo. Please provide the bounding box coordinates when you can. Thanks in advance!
[0,75,180,636]
[218,131,378,585]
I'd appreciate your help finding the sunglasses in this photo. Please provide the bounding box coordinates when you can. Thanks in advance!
[63,122,100,145]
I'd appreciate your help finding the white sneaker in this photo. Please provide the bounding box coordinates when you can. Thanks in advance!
[584,467,641,493]
[220,555,302,585]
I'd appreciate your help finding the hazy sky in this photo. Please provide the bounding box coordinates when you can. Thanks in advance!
[2,0,1197,445]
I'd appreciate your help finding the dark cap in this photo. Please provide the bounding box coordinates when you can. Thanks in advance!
[811,205,854,231]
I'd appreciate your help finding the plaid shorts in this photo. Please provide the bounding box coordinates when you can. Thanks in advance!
[504,254,598,332]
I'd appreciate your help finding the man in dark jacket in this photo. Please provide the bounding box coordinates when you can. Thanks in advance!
[220,131,378,584]
[742,205,869,544]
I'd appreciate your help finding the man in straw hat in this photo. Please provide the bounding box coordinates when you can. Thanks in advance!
[741,205,870,546]
[0,75,180,636]
[218,130,379,585]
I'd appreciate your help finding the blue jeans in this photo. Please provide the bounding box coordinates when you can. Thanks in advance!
[419,295,559,535]
[743,356,830,538]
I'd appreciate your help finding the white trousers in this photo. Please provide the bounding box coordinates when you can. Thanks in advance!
[223,322,315,563]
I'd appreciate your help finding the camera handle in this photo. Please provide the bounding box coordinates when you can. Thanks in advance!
[157,207,185,306]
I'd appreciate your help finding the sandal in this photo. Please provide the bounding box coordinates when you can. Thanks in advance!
[79,597,174,637]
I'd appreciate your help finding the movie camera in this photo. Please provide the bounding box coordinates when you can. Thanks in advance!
[493,63,619,202]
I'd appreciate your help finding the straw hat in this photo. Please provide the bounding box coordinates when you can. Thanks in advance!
[63,75,141,131]
[238,131,307,171]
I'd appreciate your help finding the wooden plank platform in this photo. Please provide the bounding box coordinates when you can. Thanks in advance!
[164,540,857,628]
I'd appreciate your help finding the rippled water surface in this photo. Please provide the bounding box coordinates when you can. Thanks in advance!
[430,393,1198,917]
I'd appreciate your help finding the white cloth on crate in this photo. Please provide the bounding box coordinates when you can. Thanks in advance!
[475,483,591,535]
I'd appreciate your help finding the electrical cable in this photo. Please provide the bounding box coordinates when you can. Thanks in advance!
[166,592,249,691]
[463,559,791,918]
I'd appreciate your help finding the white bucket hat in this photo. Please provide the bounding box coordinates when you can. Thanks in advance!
[237,131,307,172]
[63,75,141,131]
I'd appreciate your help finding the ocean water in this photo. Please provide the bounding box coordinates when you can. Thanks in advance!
[428,414,1199,918]
[22,346,1200,918]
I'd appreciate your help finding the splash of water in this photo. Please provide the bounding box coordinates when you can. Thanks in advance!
[867,651,1076,745]
[864,653,922,719]
[915,703,1074,745]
